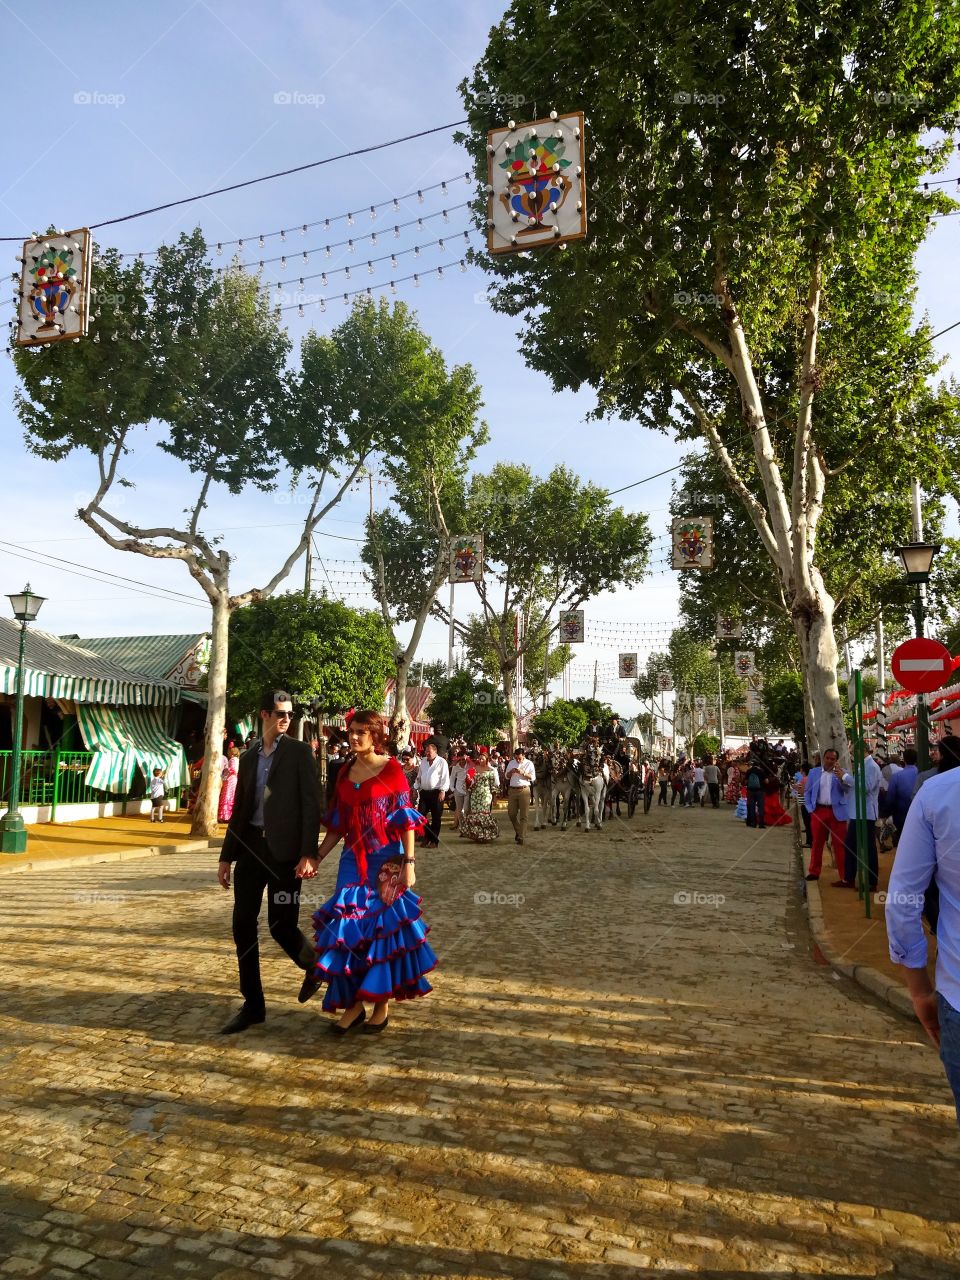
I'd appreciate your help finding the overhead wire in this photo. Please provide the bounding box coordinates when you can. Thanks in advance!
[0,120,470,241]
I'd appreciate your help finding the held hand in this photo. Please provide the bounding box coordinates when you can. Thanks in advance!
[296,856,320,880]
[217,861,231,889]
[912,992,941,1048]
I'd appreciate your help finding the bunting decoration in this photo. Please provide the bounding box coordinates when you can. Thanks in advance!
[449,534,484,583]
[15,228,92,347]
[558,609,585,643]
[487,111,587,254]
[734,650,756,678]
[618,653,638,679]
[716,613,743,641]
[671,516,714,569]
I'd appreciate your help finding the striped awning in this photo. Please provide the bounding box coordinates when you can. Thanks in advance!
[77,704,189,794]
[0,667,179,705]
[0,619,182,706]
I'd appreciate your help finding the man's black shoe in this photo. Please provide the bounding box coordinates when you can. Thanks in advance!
[220,1006,266,1035]
[298,974,321,1004]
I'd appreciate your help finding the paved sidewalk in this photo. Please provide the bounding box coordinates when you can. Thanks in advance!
[0,804,957,1277]
[0,813,218,874]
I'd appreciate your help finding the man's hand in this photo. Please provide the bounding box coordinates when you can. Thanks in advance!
[217,861,231,889]
[912,992,941,1047]
[296,856,320,880]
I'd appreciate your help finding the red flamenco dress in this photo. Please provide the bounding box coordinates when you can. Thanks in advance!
[310,757,437,1012]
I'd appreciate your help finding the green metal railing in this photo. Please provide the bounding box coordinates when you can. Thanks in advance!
[0,748,184,820]
[1,749,116,820]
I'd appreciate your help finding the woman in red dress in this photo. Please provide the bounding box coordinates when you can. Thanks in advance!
[297,709,436,1034]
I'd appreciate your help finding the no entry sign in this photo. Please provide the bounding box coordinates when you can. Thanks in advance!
[891,638,954,694]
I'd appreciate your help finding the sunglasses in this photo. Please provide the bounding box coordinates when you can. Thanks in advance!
[272,710,293,720]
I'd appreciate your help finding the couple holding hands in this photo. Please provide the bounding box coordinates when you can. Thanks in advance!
[217,692,437,1035]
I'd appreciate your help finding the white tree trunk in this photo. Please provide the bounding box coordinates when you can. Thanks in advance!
[191,590,230,837]
[792,571,849,768]
[501,665,519,744]
[390,655,413,749]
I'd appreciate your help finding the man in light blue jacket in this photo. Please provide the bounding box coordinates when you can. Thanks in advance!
[839,746,882,890]
[803,747,851,882]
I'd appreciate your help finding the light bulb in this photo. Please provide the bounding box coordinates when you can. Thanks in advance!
[259,235,265,247]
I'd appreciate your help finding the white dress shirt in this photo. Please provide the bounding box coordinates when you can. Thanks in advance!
[417,755,450,792]
[505,758,536,788]
[818,770,834,806]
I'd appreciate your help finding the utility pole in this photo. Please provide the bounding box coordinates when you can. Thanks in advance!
[911,478,931,768]
[717,664,725,747]
[875,615,887,760]
[304,538,313,596]
[446,579,455,677]
[592,659,598,700]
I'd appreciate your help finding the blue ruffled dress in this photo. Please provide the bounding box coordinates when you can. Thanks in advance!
[311,757,437,1011]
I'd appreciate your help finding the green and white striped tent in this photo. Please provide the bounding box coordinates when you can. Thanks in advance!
[0,620,181,706]
[1,619,188,795]
[77,704,189,793]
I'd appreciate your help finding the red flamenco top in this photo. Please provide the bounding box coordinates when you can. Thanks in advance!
[323,756,425,881]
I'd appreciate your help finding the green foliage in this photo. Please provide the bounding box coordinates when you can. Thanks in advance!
[417,660,447,688]
[529,699,588,747]
[693,734,720,759]
[633,632,746,706]
[227,594,394,723]
[423,670,507,744]
[459,462,650,732]
[762,671,806,741]
[461,1,960,745]
[566,697,618,726]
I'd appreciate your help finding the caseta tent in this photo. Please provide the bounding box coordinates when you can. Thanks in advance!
[77,703,189,794]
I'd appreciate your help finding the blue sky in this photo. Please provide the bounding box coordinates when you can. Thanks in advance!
[1,1,957,719]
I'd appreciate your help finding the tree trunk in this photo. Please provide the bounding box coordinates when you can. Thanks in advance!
[389,654,413,749]
[501,663,519,744]
[191,590,231,837]
[792,571,848,769]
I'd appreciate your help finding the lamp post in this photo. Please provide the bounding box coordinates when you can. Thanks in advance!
[1,584,46,854]
[895,541,940,770]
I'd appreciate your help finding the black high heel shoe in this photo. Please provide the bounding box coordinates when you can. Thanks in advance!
[329,1008,366,1034]
[361,1016,389,1034]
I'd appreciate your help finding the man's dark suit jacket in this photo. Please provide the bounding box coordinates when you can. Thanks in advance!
[220,735,322,864]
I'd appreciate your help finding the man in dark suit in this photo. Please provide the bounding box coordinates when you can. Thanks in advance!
[217,689,323,1034]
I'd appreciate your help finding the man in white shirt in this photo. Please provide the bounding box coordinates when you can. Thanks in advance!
[504,745,536,845]
[693,762,706,807]
[449,750,469,830]
[416,743,449,848]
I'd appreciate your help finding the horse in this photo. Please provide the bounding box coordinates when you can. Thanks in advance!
[533,746,575,830]
[604,740,640,818]
[577,739,607,831]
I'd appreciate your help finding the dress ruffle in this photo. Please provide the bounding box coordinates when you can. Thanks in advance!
[311,881,437,1011]
[386,805,428,835]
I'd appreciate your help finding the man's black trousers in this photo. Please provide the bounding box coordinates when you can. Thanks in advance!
[231,826,311,1012]
[418,788,443,844]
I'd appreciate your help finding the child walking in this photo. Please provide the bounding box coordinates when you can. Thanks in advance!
[150,768,167,823]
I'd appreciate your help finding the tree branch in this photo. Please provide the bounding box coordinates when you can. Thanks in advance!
[231,460,366,609]
[678,386,781,563]
[792,256,822,593]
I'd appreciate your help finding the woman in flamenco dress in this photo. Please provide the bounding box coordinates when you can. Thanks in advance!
[297,708,437,1034]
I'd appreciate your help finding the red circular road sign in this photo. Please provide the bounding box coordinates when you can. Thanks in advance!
[891,637,955,694]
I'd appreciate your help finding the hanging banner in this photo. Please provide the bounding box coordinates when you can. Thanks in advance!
[734,650,756,678]
[486,111,587,255]
[449,534,484,584]
[657,670,673,692]
[671,516,714,570]
[558,608,585,644]
[15,228,93,347]
[716,613,743,641]
[618,653,638,679]
[694,694,708,715]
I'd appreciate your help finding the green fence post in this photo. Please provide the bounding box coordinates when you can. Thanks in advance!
[850,671,870,919]
[50,748,60,823]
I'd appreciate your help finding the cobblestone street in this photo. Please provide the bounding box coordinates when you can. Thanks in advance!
[1,806,957,1278]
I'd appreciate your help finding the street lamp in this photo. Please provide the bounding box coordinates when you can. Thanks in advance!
[1,584,46,854]
[894,542,940,769]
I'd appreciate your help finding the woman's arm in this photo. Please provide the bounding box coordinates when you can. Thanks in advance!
[399,828,416,889]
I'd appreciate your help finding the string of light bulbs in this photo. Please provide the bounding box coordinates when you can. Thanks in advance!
[115,173,475,262]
